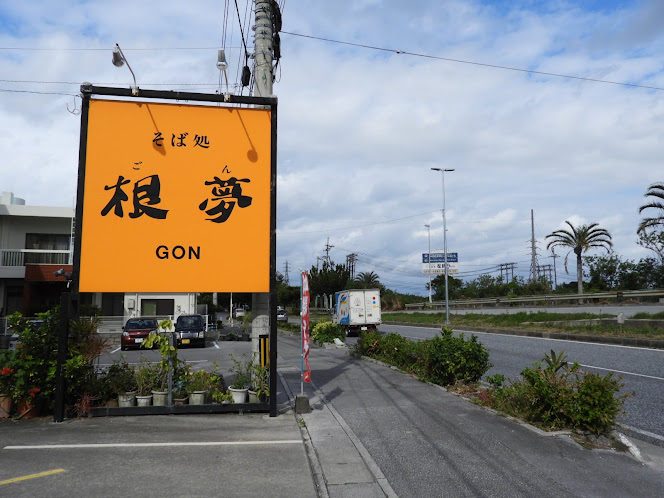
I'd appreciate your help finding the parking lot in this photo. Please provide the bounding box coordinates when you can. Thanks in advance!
[100,336,258,393]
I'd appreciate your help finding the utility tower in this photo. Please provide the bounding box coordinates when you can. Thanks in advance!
[529,209,539,283]
[283,260,290,286]
[346,253,358,280]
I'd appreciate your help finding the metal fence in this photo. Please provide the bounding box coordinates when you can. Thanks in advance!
[404,289,664,310]
[1,249,71,266]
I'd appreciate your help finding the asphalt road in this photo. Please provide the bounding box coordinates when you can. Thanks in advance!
[277,334,664,497]
[380,323,664,447]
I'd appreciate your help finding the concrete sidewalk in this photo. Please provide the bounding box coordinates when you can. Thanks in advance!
[278,365,397,498]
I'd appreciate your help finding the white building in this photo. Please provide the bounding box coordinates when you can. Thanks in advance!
[0,191,197,321]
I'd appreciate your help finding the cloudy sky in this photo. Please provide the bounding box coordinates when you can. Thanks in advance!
[2,0,663,295]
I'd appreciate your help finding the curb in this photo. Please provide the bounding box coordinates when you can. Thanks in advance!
[277,369,329,498]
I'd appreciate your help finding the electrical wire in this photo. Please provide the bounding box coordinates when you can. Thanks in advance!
[278,210,442,235]
[280,31,664,92]
[0,88,78,97]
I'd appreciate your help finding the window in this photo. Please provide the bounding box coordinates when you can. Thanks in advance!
[24,233,70,264]
[141,299,174,316]
[102,293,124,317]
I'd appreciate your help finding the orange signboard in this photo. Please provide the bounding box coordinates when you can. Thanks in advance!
[78,99,272,293]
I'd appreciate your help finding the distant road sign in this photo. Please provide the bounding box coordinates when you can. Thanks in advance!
[422,262,459,275]
[422,252,458,263]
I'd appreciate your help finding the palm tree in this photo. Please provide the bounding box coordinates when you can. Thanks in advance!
[637,182,664,233]
[354,271,381,288]
[545,221,613,295]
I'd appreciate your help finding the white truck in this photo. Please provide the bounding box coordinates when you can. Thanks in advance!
[333,289,381,336]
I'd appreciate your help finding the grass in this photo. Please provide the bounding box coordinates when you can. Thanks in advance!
[384,311,664,340]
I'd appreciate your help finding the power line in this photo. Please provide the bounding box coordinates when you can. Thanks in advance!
[277,210,441,235]
[280,31,664,92]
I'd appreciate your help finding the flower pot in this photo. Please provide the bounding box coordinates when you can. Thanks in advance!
[0,395,12,418]
[17,398,38,419]
[248,390,259,403]
[118,392,136,407]
[229,387,248,403]
[173,396,188,405]
[188,391,207,405]
[152,390,168,406]
[105,399,119,408]
[136,395,152,407]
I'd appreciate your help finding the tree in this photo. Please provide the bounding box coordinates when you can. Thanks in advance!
[545,221,613,295]
[308,261,351,298]
[354,271,381,288]
[638,182,664,233]
[637,230,664,264]
[430,274,464,300]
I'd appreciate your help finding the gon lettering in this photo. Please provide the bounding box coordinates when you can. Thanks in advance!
[156,245,201,260]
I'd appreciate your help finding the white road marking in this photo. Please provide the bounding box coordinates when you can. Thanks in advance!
[392,325,664,353]
[111,346,121,353]
[577,364,664,381]
[5,440,302,450]
[621,424,664,443]
[213,341,220,349]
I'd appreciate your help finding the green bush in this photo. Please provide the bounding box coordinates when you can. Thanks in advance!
[487,350,629,434]
[310,322,345,344]
[418,328,491,385]
[354,327,491,386]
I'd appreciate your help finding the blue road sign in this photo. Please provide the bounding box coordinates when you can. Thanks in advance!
[422,252,458,263]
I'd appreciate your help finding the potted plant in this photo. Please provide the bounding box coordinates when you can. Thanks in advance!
[228,353,253,403]
[172,383,188,405]
[249,363,270,403]
[186,367,225,405]
[211,389,234,404]
[150,365,169,406]
[107,359,137,407]
[0,351,17,418]
[186,369,210,405]
[135,359,158,406]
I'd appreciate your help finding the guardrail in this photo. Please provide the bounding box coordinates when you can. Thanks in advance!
[404,289,664,309]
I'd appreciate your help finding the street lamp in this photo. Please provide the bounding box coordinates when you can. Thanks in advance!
[111,43,138,96]
[431,167,455,324]
[425,224,432,303]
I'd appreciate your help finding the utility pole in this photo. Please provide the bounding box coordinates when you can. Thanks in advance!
[252,0,277,416]
[498,262,516,283]
[425,225,432,303]
[254,0,274,99]
[551,249,559,289]
[323,237,334,266]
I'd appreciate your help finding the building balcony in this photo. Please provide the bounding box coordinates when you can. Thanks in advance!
[0,249,72,279]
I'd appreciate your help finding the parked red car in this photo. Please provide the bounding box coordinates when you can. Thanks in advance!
[121,318,158,351]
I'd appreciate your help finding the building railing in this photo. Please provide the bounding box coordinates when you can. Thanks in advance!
[1,249,71,266]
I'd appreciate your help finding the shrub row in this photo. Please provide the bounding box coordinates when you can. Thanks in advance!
[354,327,491,387]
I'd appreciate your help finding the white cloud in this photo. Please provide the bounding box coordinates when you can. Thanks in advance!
[2,0,663,295]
